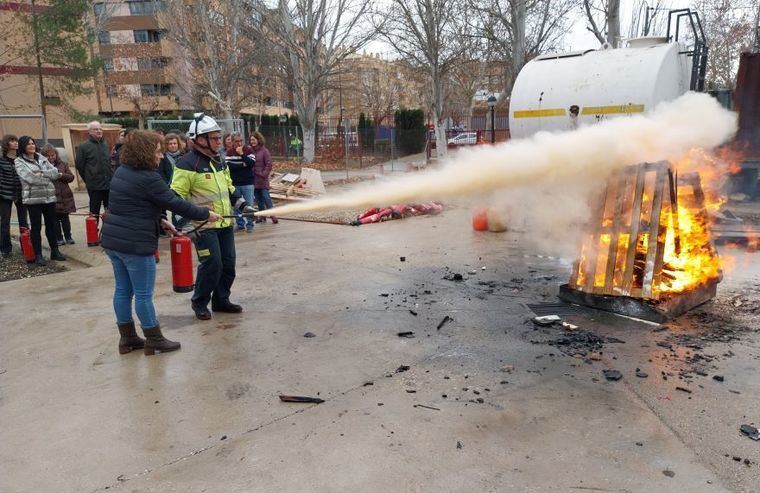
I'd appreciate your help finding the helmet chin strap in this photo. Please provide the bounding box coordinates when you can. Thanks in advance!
[193,135,216,158]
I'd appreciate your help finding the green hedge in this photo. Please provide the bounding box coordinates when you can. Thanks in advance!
[394,109,425,154]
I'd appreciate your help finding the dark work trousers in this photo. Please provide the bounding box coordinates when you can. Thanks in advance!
[27,202,58,257]
[0,199,29,255]
[192,226,236,310]
[56,213,72,241]
[88,189,109,216]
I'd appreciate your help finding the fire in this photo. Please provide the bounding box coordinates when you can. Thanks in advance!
[659,192,721,293]
[571,148,744,300]
[657,147,744,295]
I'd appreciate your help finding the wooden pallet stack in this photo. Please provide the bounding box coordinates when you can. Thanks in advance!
[269,168,325,201]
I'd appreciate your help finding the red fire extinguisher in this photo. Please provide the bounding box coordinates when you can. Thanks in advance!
[170,235,194,293]
[19,227,35,263]
[85,215,100,247]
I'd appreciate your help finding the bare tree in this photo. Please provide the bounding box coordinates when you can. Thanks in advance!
[474,0,576,96]
[358,64,401,126]
[378,0,473,158]
[159,0,262,119]
[695,0,757,89]
[261,0,376,163]
[582,0,621,47]
[448,56,488,129]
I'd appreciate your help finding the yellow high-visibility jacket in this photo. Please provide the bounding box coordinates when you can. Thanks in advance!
[170,149,239,229]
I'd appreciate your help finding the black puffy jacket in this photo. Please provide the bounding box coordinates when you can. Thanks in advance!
[101,165,210,256]
[0,155,23,202]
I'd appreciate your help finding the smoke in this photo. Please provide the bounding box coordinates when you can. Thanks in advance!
[261,92,737,254]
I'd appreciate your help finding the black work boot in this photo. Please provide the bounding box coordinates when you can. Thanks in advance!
[117,321,145,354]
[50,249,66,261]
[212,301,243,313]
[34,254,47,266]
[143,325,181,355]
[192,304,212,320]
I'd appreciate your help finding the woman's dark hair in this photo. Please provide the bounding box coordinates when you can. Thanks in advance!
[120,130,163,170]
[18,136,35,157]
[1,134,18,157]
[252,131,266,146]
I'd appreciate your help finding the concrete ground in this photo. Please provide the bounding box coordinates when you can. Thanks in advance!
[1,200,759,492]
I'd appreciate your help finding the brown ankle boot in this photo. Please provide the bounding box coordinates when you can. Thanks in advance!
[117,321,145,354]
[143,325,181,355]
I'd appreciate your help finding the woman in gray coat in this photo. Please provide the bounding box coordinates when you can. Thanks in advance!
[14,136,65,266]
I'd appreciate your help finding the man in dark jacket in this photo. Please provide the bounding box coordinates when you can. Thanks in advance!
[75,121,112,216]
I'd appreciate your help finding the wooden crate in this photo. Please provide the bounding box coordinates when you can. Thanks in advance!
[567,162,717,302]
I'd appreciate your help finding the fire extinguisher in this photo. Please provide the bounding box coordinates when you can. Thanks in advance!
[19,227,35,263]
[170,235,194,293]
[154,249,160,264]
[85,214,100,247]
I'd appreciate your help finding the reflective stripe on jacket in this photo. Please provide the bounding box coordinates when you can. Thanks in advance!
[171,148,239,229]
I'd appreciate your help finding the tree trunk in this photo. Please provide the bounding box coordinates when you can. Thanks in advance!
[431,71,448,159]
[607,0,621,47]
[511,0,526,84]
[302,126,316,163]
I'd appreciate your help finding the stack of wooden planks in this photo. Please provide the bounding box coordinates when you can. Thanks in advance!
[269,168,325,201]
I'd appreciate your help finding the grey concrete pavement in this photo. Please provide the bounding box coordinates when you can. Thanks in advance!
[1,205,758,492]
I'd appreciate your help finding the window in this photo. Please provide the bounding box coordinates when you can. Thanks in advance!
[128,1,166,15]
[133,30,164,43]
[102,58,114,73]
[140,84,172,96]
[98,31,110,45]
[106,85,117,97]
[94,3,105,16]
[137,57,169,70]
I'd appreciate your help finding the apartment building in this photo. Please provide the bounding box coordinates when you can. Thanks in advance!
[94,0,189,115]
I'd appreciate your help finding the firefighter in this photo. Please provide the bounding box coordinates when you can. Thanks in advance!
[171,113,253,320]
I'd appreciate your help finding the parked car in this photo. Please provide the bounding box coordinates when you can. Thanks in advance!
[447,132,478,146]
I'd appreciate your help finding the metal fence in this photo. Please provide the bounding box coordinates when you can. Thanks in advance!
[147,118,245,136]
[0,114,48,144]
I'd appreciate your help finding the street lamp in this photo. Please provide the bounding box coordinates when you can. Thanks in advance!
[487,95,497,144]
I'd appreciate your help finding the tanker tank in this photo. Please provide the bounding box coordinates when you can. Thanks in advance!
[509,38,694,140]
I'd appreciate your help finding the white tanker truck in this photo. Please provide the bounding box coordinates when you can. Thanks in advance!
[509,9,708,140]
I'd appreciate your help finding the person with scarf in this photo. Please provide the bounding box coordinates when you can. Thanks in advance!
[40,144,76,245]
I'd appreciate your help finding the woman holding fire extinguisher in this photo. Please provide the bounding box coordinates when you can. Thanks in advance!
[101,130,222,356]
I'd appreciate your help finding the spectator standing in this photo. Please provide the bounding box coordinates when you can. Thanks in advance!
[41,144,76,245]
[171,113,253,321]
[75,121,112,217]
[110,128,130,174]
[226,133,256,232]
[158,133,181,185]
[14,136,65,265]
[0,134,29,258]
[101,130,221,355]
[248,132,277,224]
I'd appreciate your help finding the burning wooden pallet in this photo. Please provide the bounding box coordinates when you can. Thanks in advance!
[559,161,722,322]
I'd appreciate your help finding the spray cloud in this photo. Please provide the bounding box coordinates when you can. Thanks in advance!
[262,93,737,250]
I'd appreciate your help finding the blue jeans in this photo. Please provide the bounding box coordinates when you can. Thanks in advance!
[105,249,159,329]
[254,188,273,212]
[234,185,254,230]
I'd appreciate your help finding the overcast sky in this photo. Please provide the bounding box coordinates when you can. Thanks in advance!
[364,0,670,56]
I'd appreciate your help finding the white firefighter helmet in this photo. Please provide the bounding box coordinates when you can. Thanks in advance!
[187,112,222,140]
